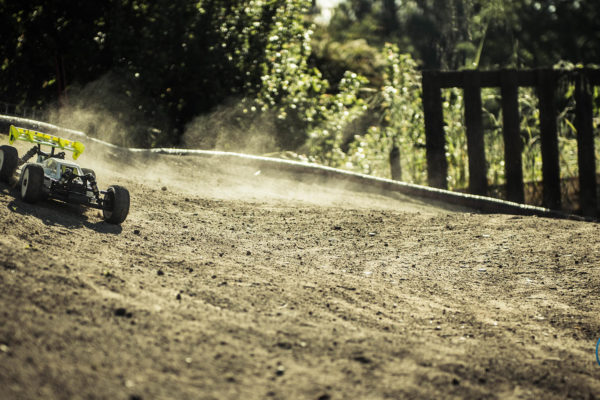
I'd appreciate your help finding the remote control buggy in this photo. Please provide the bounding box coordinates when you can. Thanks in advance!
[0,125,129,224]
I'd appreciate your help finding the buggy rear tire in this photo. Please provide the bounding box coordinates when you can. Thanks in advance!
[103,185,130,224]
[19,164,44,203]
[0,145,18,183]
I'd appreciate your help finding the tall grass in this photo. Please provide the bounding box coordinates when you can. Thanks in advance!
[300,46,599,206]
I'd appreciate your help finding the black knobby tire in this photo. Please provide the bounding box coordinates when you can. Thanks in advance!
[0,145,18,183]
[19,164,45,203]
[103,185,130,224]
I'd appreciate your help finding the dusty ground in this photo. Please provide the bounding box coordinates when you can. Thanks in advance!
[1,140,599,400]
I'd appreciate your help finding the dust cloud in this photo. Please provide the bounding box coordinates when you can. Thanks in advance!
[182,100,279,155]
[78,143,445,214]
[10,75,443,213]
[45,72,162,148]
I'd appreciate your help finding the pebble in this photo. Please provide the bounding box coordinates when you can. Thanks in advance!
[1,261,17,270]
[353,355,372,364]
[114,308,133,318]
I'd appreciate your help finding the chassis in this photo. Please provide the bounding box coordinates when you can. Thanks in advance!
[0,125,129,224]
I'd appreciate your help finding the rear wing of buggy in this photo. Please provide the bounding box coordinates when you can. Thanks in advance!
[9,125,85,160]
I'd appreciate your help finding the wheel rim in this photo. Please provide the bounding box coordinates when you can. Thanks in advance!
[21,168,29,198]
[103,190,115,218]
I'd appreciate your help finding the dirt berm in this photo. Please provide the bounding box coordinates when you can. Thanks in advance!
[1,139,599,400]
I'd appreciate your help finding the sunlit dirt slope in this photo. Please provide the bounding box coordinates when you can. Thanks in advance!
[1,141,599,400]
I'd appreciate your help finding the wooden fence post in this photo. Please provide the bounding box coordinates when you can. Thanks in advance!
[463,70,487,195]
[537,69,561,210]
[500,69,525,203]
[575,71,598,217]
[421,68,597,212]
[423,71,448,189]
[389,145,402,181]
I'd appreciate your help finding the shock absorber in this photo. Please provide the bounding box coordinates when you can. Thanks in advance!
[87,175,101,203]
[18,146,39,166]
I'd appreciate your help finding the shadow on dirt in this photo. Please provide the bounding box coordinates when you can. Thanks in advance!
[2,184,122,234]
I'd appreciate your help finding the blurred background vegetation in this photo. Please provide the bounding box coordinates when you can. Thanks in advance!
[1,0,599,201]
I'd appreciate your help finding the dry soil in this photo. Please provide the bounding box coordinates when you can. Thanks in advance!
[1,141,599,400]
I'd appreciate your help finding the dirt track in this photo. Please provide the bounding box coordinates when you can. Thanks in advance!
[1,141,600,400]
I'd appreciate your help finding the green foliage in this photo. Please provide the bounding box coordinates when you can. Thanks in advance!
[300,70,368,166]
[302,39,600,197]
[0,1,112,106]
[0,0,320,147]
[299,44,428,183]
[441,88,468,189]
[346,45,426,182]
[2,0,600,209]
[249,0,329,148]
[437,74,600,195]
[328,0,600,69]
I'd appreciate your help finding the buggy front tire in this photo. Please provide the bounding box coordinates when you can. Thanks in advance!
[0,145,18,183]
[103,185,130,224]
[19,164,44,203]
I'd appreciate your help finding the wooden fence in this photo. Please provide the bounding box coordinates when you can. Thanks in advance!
[422,68,600,216]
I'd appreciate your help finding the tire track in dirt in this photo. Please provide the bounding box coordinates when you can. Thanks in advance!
[1,138,599,399]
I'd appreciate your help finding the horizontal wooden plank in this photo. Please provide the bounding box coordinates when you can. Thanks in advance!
[584,68,600,85]
[422,68,600,88]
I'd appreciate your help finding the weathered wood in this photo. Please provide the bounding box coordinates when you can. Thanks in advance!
[423,71,448,189]
[430,69,539,88]
[389,145,402,181]
[575,74,598,217]
[463,70,487,196]
[586,68,600,85]
[537,69,561,210]
[435,70,494,88]
[516,69,538,87]
[421,68,598,212]
[500,69,525,203]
